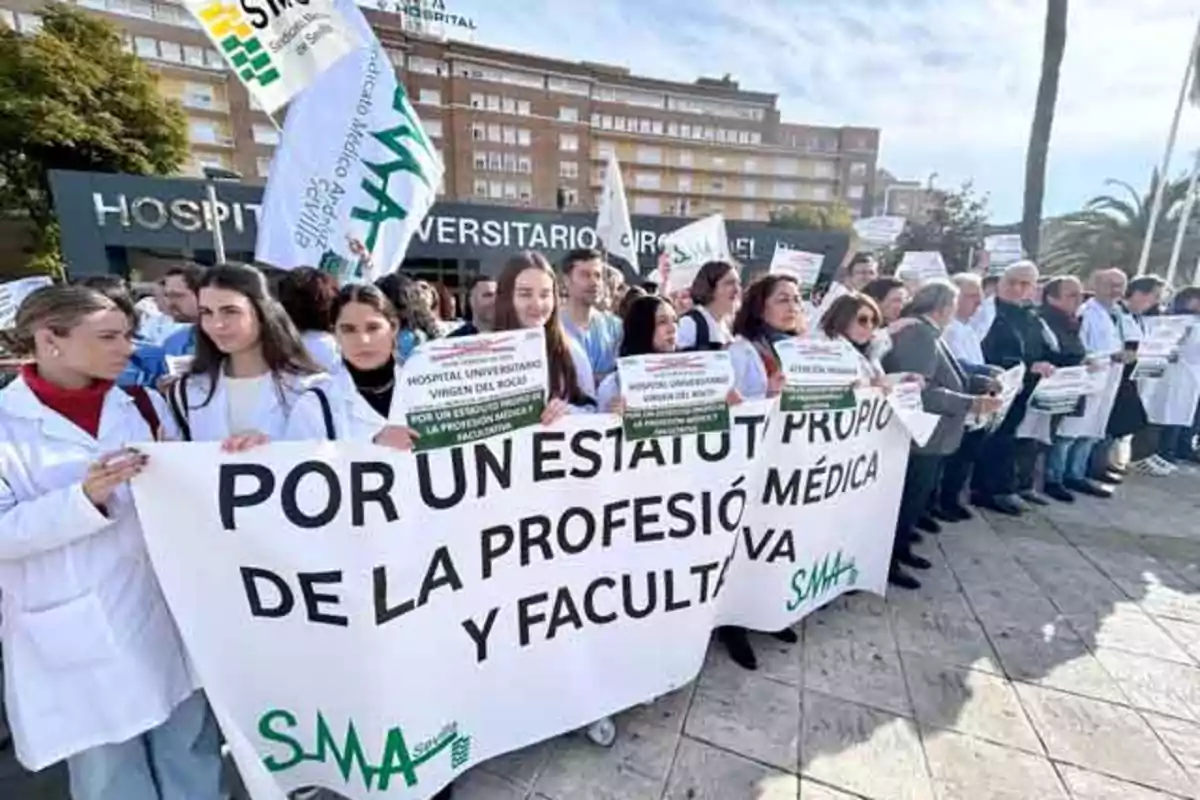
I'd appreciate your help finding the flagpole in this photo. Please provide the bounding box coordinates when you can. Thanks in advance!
[1166,148,1200,286]
[1136,16,1200,277]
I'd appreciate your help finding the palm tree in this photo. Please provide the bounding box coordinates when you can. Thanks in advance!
[1021,0,1068,258]
[1039,170,1200,278]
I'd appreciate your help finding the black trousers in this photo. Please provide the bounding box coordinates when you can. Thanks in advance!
[940,429,985,507]
[1015,438,1043,493]
[1131,424,1162,462]
[974,385,1032,498]
[895,453,943,563]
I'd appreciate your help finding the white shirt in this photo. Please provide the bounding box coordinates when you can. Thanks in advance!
[943,318,985,367]
[301,330,341,373]
[224,373,274,434]
[1079,298,1123,355]
[677,306,732,350]
[166,370,325,442]
[596,373,620,413]
[969,295,996,338]
[285,363,403,442]
[565,337,597,410]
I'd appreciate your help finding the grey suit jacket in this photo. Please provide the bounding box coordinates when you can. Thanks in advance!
[883,318,990,455]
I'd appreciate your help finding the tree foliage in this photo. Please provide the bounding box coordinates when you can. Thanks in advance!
[888,182,990,273]
[1039,170,1200,282]
[768,203,855,232]
[0,3,188,274]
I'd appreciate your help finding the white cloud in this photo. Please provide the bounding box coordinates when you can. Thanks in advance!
[451,0,1200,218]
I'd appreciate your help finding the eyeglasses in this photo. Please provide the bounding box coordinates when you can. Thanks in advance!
[855,314,878,327]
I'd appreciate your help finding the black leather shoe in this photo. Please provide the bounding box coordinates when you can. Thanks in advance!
[1020,490,1049,506]
[898,551,932,570]
[771,627,799,644]
[1044,483,1075,503]
[1065,478,1113,499]
[976,494,1022,516]
[943,503,973,521]
[917,515,942,534]
[718,626,757,671]
[930,505,955,522]
[888,566,921,590]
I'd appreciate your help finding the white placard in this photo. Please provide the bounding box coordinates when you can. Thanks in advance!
[768,247,824,289]
[885,380,939,446]
[1028,365,1092,413]
[852,216,906,246]
[984,234,1024,271]
[0,276,52,329]
[398,330,549,449]
[775,338,862,412]
[896,251,948,283]
[165,355,195,378]
[660,214,732,294]
[617,351,734,440]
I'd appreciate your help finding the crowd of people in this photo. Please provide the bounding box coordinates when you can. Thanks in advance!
[0,247,1198,800]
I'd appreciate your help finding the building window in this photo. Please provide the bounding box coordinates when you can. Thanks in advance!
[676,150,693,168]
[667,122,679,137]
[518,182,533,202]
[634,171,661,190]
[548,76,589,96]
[775,158,799,176]
[501,96,516,114]
[559,106,578,123]
[597,142,616,159]
[636,146,662,165]
[601,115,613,130]
[518,156,532,174]
[517,100,531,116]
[417,88,440,106]
[473,151,487,170]
[812,186,832,201]
[487,152,503,171]
[741,203,756,220]
[502,182,517,200]
[502,152,518,172]
[743,158,758,174]
[559,133,579,152]
[712,156,726,170]
[743,180,757,197]
[471,123,486,141]
[489,181,503,199]
[711,177,725,193]
[134,35,157,58]
[15,11,42,32]
[502,126,516,145]
[256,157,272,177]
[421,118,442,139]
[773,183,797,200]
[159,40,183,62]
[188,119,219,144]
[184,45,206,67]
[651,120,664,135]
[559,161,579,179]
[562,188,579,207]
[517,128,531,146]
[678,175,692,192]
[408,56,447,76]
[470,93,484,109]
[847,185,865,200]
[487,124,501,142]
[473,178,488,197]
[813,161,836,179]
[204,49,224,69]
[680,124,692,139]
[485,95,500,111]
[849,162,868,179]
[634,196,661,215]
[252,124,279,145]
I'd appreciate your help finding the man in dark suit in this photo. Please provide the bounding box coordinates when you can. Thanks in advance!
[884,281,1002,589]
[974,262,1058,516]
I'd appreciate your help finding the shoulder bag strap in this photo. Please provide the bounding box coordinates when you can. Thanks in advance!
[168,376,192,442]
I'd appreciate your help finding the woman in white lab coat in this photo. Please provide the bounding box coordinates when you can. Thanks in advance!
[0,285,222,799]
[818,293,888,383]
[727,274,805,401]
[165,264,326,447]
[285,283,416,446]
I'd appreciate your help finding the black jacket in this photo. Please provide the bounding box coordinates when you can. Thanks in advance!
[1037,305,1086,368]
[982,299,1049,373]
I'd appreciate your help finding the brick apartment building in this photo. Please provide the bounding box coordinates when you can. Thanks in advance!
[1,0,881,225]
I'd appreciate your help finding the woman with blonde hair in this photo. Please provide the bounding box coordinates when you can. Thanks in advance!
[0,285,223,799]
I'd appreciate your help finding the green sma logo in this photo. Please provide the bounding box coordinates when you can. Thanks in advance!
[258,708,470,792]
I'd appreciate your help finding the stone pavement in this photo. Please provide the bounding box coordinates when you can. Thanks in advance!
[5,465,1200,800]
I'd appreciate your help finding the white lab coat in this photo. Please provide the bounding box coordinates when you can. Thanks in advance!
[165,370,327,441]
[284,364,404,442]
[1059,299,1123,440]
[596,373,621,413]
[1140,321,1200,426]
[729,338,770,399]
[0,377,195,770]
[676,306,732,350]
[300,331,341,374]
[969,295,996,338]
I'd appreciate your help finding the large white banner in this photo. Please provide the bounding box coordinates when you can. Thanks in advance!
[255,0,443,280]
[183,0,358,114]
[131,394,908,800]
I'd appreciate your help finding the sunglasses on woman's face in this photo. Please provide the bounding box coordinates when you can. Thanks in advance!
[855,314,878,327]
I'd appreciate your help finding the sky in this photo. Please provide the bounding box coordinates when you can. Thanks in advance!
[420,0,1200,223]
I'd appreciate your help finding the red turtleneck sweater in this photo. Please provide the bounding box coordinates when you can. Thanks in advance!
[21,364,113,438]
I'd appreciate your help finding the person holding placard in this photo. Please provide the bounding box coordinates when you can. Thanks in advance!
[1036,277,1094,503]
[1119,277,1170,476]
[720,274,804,670]
[1153,288,1200,463]
[819,293,887,382]
[596,295,678,412]
[164,264,326,449]
[677,261,740,351]
[884,281,1002,590]
[0,285,223,800]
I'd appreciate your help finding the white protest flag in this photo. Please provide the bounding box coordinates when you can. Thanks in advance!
[130,394,912,800]
[0,276,51,329]
[852,215,906,247]
[596,153,637,268]
[660,214,732,294]
[255,0,444,280]
[182,0,358,114]
[769,246,824,289]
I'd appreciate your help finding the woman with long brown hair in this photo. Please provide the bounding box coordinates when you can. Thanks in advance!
[493,251,596,417]
[0,285,223,799]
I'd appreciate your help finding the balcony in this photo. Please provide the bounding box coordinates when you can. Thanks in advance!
[181,95,229,113]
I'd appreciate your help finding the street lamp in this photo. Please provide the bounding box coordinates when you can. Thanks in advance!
[202,166,242,265]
